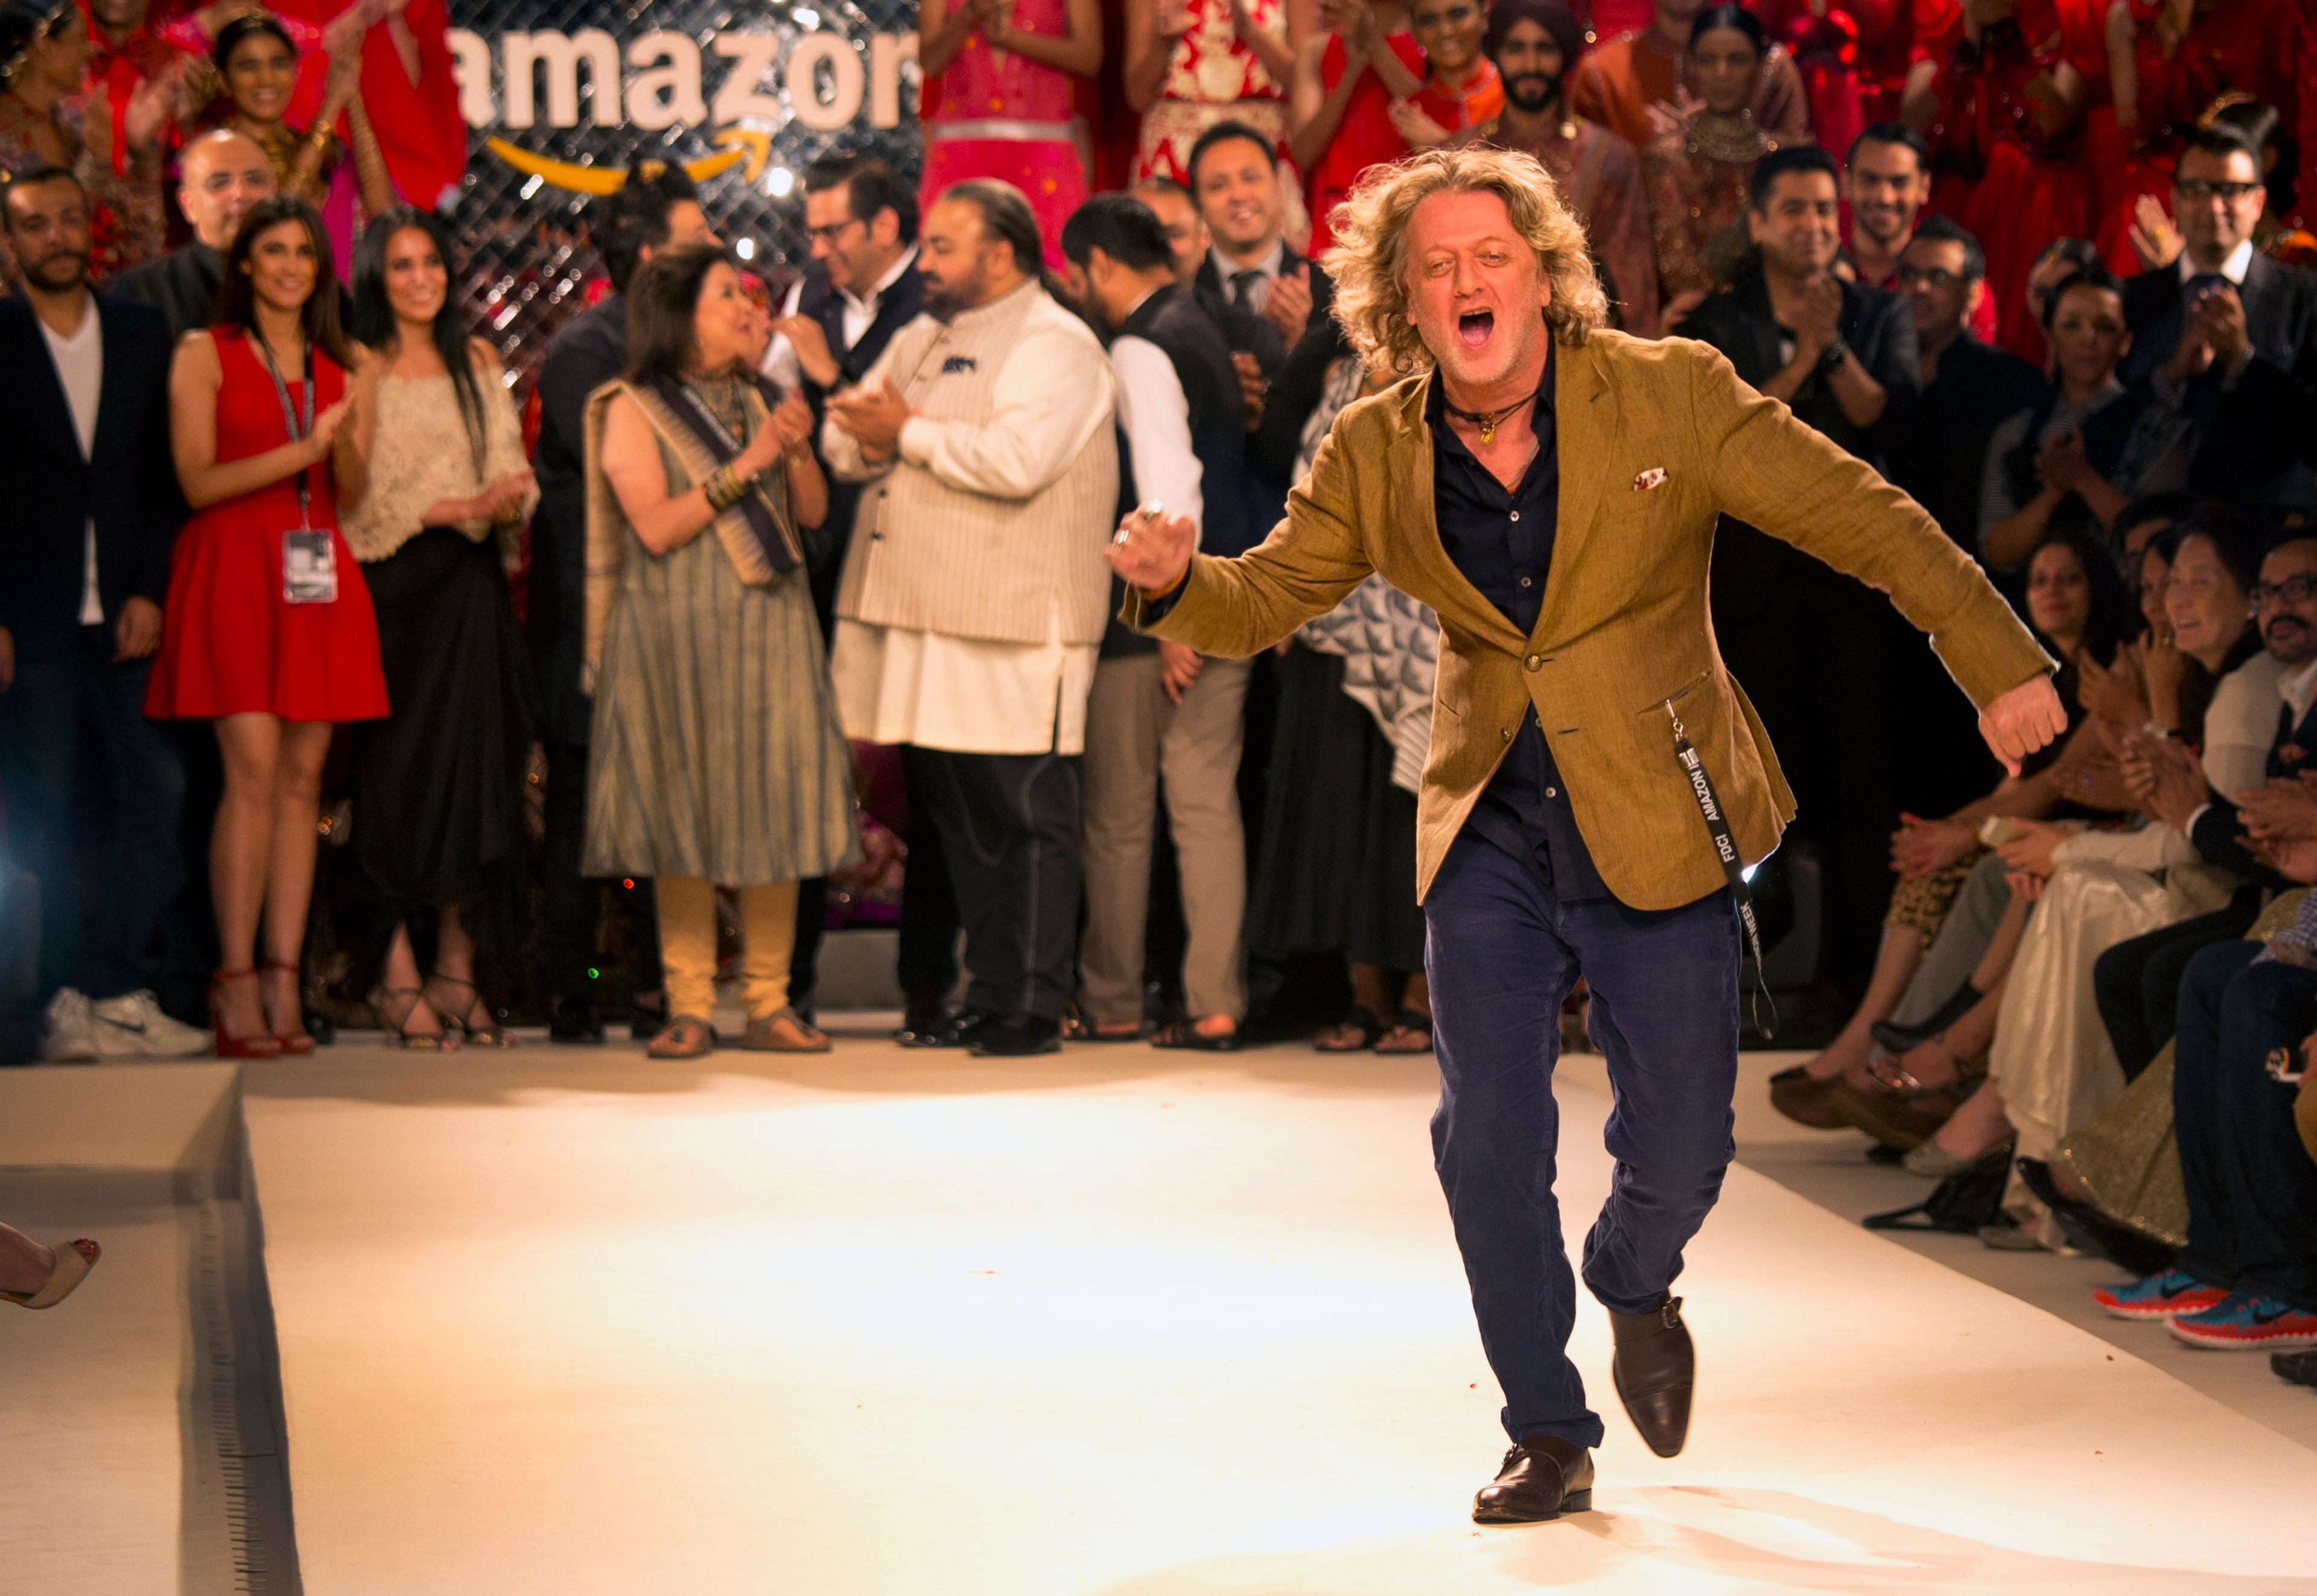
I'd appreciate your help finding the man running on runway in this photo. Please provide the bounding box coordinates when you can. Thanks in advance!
[1105,145,2064,1523]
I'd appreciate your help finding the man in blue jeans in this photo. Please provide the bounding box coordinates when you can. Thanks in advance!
[0,168,201,1062]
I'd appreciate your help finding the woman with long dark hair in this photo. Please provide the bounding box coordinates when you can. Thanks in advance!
[145,194,389,1057]
[0,0,168,279]
[204,8,393,220]
[335,206,536,1047]
[583,244,853,1059]
[1639,4,1782,319]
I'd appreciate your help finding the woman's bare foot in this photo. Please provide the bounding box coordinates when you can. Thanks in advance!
[1803,1021,1876,1081]
[259,964,308,1044]
[1866,1034,1968,1093]
[214,971,269,1043]
[0,1222,57,1297]
[1928,1078,2012,1160]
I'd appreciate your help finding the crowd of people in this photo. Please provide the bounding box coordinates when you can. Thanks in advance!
[0,0,2313,1380]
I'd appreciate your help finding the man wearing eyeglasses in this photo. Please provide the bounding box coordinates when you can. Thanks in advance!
[2122,124,2317,504]
[759,154,937,1035]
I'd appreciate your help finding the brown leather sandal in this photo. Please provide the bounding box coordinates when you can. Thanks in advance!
[647,1014,716,1058]
[742,1006,831,1053]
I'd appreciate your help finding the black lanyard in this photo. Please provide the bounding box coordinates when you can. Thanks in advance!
[1667,699,1778,1041]
[253,332,316,527]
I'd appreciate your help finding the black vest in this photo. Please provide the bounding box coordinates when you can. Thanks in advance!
[1119,282,1249,556]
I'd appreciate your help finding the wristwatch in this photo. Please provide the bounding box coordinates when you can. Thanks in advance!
[1816,336,1849,375]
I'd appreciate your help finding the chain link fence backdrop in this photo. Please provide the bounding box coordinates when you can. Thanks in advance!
[446,0,922,381]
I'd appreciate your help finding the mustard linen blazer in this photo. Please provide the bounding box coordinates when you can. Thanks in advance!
[1127,329,2055,911]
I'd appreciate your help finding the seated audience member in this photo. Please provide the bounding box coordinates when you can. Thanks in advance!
[1686,145,1919,1020]
[821,180,1120,1060]
[110,128,278,340]
[915,0,1101,264]
[1775,530,2131,1125]
[1288,0,1422,259]
[1388,0,1501,150]
[1869,520,2274,1216]
[0,167,202,1062]
[0,0,167,281]
[583,245,853,1060]
[2097,839,2317,1351]
[1060,196,1251,1050]
[1247,352,1436,1054]
[1566,0,1810,157]
[1639,5,1780,318]
[1447,0,1657,336]
[1980,267,2194,578]
[2122,125,2317,502]
[336,209,538,1049]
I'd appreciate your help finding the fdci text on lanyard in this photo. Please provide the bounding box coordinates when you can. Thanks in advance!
[254,334,337,605]
[1666,697,1777,1040]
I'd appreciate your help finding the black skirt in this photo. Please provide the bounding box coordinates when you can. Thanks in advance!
[351,527,536,979]
[1245,642,1426,973]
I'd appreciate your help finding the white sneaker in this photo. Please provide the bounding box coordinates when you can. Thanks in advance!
[91,990,212,1060]
[40,988,98,1063]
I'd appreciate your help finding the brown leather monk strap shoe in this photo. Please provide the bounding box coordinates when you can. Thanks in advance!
[1610,1292,1695,1458]
[1472,1434,1595,1524]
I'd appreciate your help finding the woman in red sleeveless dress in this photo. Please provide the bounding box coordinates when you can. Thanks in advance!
[146,196,388,1057]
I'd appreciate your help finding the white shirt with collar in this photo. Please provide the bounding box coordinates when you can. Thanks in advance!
[763,244,921,392]
[2178,237,2256,288]
[1208,238,1285,316]
[36,294,105,626]
[1108,287,1204,541]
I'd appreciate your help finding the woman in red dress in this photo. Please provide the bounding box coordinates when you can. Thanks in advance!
[1290,0,1425,257]
[147,195,389,1057]
[1387,0,1503,151]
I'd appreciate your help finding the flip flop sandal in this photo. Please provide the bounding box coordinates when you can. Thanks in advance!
[1375,1009,1435,1054]
[648,1014,716,1058]
[1152,1017,1240,1051]
[1313,1009,1386,1052]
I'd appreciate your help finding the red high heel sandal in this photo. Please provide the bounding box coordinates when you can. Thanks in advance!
[262,961,316,1055]
[210,970,284,1060]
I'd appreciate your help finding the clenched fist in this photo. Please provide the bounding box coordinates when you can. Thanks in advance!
[1104,507,1197,597]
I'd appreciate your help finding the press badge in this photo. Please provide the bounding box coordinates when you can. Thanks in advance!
[284,528,337,605]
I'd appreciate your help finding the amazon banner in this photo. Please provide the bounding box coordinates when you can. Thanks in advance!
[445,0,923,377]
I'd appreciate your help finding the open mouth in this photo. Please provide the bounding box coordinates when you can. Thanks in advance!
[1457,309,1495,349]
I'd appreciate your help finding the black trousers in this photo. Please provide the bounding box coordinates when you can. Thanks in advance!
[2092,892,2260,1082]
[906,745,1079,1020]
[542,737,661,1006]
[787,754,964,1014]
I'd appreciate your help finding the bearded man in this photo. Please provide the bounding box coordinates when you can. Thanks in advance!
[1105,145,2063,1522]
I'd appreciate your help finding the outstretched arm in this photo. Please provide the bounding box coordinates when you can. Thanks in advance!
[1687,341,2063,771]
[1107,414,1375,657]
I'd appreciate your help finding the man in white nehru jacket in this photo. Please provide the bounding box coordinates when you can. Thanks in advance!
[823,178,1119,1058]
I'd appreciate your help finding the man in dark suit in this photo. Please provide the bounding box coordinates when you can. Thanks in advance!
[760,153,955,1036]
[110,129,277,340]
[1683,145,1922,1019]
[2122,126,2317,506]
[0,169,201,1063]
[531,168,717,1043]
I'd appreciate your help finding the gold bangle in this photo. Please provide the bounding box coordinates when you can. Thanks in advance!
[307,126,336,153]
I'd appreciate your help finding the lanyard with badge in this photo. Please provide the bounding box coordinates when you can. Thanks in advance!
[255,334,337,605]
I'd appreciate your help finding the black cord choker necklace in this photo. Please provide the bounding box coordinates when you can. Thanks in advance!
[1442,381,1543,445]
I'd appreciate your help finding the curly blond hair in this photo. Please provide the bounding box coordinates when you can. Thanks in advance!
[1321,145,1609,375]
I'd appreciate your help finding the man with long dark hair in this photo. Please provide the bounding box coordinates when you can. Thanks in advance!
[531,168,716,1045]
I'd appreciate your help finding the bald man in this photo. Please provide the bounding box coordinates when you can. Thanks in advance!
[109,129,277,339]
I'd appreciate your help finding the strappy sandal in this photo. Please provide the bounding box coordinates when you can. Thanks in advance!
[1829,1037,1975,1149]
[742,1006,831,1053]
[1375,1008,1435,1055]
[1312,1008,1386,1052]
[2,1238,100,1310]
[378,987,459,1052]
[427,975,512,1047]
[648,1014,716,1058]
[260,960,315,1054]
[1151,1016,1239,1051]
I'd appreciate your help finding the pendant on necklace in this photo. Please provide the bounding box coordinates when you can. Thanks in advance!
[1479,416,1499,445]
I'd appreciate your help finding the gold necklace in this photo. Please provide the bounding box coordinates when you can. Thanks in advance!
[1686,108,1773,167]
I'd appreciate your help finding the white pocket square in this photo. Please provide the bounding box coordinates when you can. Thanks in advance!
[1632,468,1669,492]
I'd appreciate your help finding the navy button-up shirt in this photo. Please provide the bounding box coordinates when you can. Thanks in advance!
[1426,355,1608,900]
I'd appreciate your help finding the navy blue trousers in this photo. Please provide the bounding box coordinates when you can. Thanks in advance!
[0,632,183,1003]
[2173,940,2317,1312]
[1423,830,1740,1449]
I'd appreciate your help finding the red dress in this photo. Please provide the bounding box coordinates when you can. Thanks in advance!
[146,327,389,724]
[1305,29,1426,259]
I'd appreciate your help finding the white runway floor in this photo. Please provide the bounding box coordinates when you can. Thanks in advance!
[220,1029,2316,1595]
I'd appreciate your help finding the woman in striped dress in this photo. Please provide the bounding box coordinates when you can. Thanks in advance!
[582,245,857,1059]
